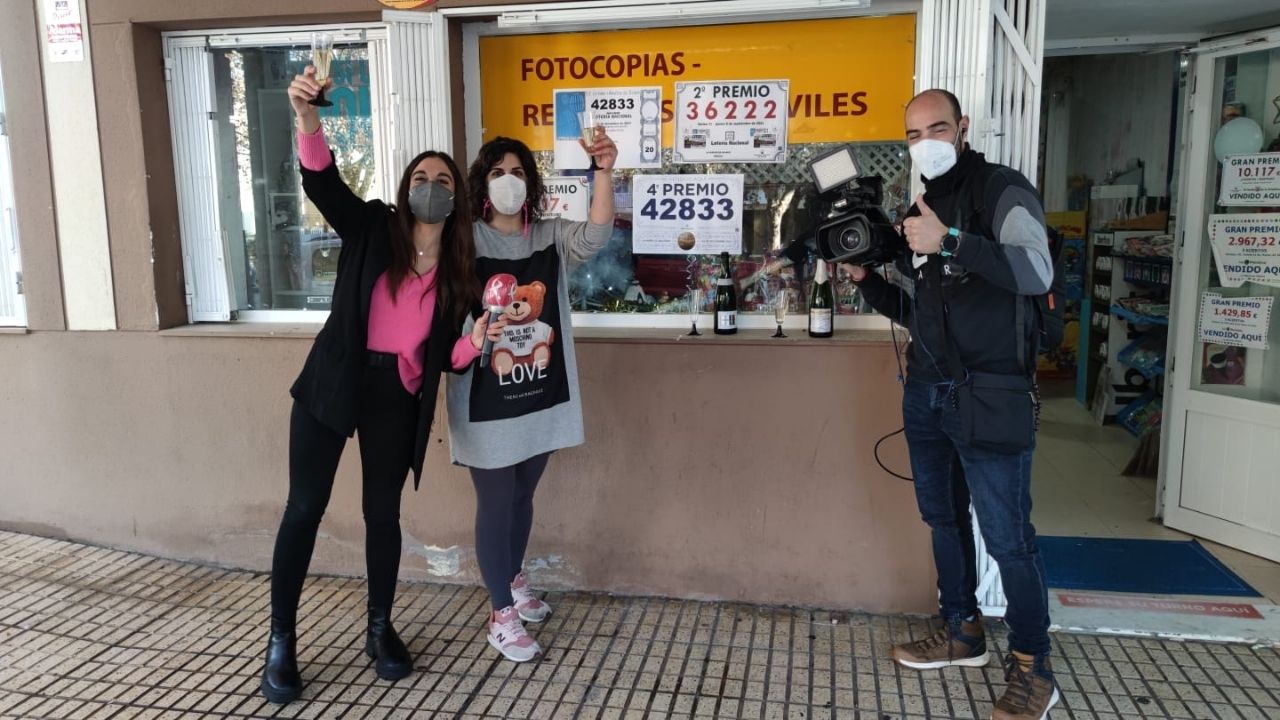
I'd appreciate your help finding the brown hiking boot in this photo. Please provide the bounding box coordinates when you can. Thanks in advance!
[992,652,1060,720]
[892,614,990,670]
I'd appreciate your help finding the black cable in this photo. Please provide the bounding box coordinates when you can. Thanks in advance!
[874,295,913,482]
[873,426,912,482]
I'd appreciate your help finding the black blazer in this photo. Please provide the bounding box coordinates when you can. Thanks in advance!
[289,151,462,489]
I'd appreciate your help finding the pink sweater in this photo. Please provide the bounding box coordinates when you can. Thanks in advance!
[297,126,333,173]
[296,128,481,386]
[366,270,437,395]
[298,126,481,389]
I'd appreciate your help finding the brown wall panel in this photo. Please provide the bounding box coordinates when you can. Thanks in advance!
[92,21,159,330]
[0,332,933,614]
[133,26,187,329]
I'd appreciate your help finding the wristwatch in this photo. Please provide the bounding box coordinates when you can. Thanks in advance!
[940,227,962,257]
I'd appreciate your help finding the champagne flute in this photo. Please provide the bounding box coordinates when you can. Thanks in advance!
[772,288,789,338]
[309,33,334,108]
[686,287,702,336]
[578,110,600,171]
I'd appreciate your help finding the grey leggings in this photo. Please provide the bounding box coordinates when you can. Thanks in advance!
[469,452,551,610]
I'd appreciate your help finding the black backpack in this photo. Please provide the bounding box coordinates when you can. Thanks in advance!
[964,170,1066,361]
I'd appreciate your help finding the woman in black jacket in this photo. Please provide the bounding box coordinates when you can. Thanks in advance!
[260,66,490,704]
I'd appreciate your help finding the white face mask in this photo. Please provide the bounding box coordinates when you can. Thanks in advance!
[909,138,959,180]
[488,173,528,216]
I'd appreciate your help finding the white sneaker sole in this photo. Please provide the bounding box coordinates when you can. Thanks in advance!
[487,634,540,663]
[517,606,551,624]
[895,650,992,671]
[1040,687,1061,719]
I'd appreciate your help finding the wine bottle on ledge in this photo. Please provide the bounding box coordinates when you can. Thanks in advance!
[714,251,738,335]
[808,258,833,338]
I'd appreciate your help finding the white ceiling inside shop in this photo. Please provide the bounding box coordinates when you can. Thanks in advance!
[1045,0,1280,52]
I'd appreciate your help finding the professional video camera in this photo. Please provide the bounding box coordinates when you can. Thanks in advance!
[807,147,906,266]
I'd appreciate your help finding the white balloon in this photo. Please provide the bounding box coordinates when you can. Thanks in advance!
[1214,117,1265,163]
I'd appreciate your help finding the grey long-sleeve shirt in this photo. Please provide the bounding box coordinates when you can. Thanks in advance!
[446,218,612,469]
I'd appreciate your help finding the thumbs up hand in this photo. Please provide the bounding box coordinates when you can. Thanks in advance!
[903,194,948,255]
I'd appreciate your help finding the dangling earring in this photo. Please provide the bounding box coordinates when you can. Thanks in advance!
[521,202,529,238]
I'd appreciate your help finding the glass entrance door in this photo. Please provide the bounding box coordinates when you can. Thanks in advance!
[1163,31,1280,562]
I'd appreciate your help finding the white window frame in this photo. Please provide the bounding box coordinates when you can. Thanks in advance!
[164,23,394,324]
[0,58,26,328]
[455,0,919,330]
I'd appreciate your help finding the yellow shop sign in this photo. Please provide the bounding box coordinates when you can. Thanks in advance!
[478,14,917,150]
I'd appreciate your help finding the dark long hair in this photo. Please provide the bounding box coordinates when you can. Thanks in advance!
[467,136,545,225]
[387,150,479,329]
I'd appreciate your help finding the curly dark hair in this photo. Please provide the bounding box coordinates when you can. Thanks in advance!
[467,136,545,225]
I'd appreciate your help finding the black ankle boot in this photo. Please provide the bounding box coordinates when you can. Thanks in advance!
[260,619,303,704]
[365,606,413,681]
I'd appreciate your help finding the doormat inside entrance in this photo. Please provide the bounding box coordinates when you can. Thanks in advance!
[1039,536,1262,597]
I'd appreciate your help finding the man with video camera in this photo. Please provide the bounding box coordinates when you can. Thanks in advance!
[844,89,1057,720]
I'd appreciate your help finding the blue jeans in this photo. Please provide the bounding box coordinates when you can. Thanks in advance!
[902,377,1051,657]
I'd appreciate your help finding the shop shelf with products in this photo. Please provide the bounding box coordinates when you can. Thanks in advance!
[1117,332,1167,382]
[1116,390,1163,438]
[1097,230,1169,422]
[1118,255,1173,287]
[1079,231,1115,410]
[1110,300,1170,327]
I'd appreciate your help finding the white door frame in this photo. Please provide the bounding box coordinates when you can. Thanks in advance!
[0,57,26,328]
[919,0,1046,617]
[1160,27,1280,562]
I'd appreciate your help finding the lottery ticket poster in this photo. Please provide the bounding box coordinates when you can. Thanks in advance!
[1198,292,1273,350]
[631,174,744,255]
[1219,153,1280,206]
[553,88,663,170]
[674,80,790,164]
[540,176,590,222]
[1207,214,1280,288]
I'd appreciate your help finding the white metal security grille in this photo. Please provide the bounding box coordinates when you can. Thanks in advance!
[918,0,1047,617]
[919,0,1045,183]
[165,41,233,322]
[385,10,453,166]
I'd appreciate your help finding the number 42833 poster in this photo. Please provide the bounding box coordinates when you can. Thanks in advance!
[631,174,744,255]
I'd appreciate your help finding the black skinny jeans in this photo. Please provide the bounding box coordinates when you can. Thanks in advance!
[270,359,418,629]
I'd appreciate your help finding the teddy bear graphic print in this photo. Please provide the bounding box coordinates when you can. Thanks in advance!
[470,246,570,422]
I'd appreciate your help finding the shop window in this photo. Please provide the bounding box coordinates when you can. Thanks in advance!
[469,13,915,328]
[531,143,909,320]
[165,27,391,321]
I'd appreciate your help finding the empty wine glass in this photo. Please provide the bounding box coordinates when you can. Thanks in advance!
[309,33,334,108]
[686,287,702,336]
[578,110,600,171]
[772,288,789,338]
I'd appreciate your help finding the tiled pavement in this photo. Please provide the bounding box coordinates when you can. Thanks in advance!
[1,531,1279,719]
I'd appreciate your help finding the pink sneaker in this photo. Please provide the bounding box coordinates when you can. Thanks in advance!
[487,606,541,663]
[511,572,553,623]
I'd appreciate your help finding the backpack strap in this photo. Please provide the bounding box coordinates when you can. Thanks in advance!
[935,167,996,384]
[933,260,967,385]
[1016,296,1029,373]
[963,166,1041,377]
